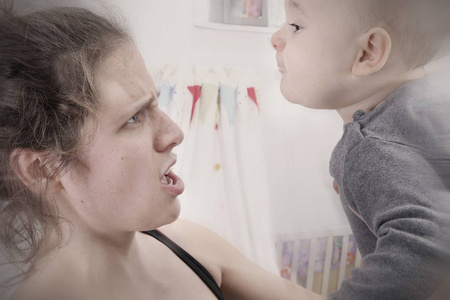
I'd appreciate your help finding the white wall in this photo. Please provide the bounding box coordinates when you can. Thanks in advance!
[15,0,350,237]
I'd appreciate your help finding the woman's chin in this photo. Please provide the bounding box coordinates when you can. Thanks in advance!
[167,198,181,224]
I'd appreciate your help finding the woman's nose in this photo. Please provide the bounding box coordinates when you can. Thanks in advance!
[154,109,184,152]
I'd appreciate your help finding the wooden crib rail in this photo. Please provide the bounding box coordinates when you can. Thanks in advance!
[276,227,362,297]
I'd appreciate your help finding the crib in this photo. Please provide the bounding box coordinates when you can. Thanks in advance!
[275,226,362,297]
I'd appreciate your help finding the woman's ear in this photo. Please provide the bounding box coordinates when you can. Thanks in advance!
[352,27,392,76]
[10,148,61,194]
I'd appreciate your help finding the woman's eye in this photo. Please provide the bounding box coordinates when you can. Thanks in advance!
[289,23,302,32]
[126,115,139,125]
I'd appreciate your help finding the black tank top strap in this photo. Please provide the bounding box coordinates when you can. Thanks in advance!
[142,230,225,300]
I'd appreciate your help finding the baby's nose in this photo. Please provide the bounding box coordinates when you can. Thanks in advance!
[271,28,283,50]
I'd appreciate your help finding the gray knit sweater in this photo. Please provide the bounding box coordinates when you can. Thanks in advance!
[329,75,450,300]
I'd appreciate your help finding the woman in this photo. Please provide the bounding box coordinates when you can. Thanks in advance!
[0,6,323,300]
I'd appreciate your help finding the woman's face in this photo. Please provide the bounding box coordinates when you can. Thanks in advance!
[58,44,184,233]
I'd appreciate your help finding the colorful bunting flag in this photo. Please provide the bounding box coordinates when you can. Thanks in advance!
[188,85,201,123]
[247,87,260,112]
[158,83,175,108]
[220,84,237,125]
[199,83,218,123]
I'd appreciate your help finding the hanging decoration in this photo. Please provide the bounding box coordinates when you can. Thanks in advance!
[188,85,202,123]
[220,84,238,125]
[247,87,260,112]
[199,83,219,123]
[158,83,175,108]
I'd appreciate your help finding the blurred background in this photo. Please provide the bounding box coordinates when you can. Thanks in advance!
[12,0,349,275]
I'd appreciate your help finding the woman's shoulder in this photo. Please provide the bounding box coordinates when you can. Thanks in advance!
[9,253,83,300]
[158,219,232,257]
[10,271,79,300]
[159,219,220,241]
[153,219,235,286]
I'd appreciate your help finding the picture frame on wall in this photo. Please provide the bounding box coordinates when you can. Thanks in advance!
[223,0,269,27]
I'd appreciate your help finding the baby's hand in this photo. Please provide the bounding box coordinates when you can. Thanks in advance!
[333,180,339,194]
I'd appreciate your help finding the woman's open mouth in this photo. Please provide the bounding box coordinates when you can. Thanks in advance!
[162,168,175,185]
[161,169,184,195]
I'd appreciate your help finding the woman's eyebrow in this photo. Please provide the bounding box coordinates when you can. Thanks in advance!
[119,95,155,120]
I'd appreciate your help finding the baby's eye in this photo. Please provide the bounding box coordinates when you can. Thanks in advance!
[289,23,302,32]
[126,115,139,125]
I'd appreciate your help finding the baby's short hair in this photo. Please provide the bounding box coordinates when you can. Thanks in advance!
[345,0,450,69]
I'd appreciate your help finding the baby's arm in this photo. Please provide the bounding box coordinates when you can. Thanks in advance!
[331,139,449,300]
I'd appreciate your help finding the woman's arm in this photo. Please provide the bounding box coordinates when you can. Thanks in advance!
[216,232,325,300]
[161,219,325,300]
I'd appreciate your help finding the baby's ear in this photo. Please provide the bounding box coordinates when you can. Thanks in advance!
[10,148,61,194]
[352,27,392,76]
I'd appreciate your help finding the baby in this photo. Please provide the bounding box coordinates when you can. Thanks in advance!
[272,1,450,299]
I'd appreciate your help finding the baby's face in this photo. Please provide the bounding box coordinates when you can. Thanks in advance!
[271,0,360,110]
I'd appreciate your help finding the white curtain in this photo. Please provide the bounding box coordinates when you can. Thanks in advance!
[154,65,278,273]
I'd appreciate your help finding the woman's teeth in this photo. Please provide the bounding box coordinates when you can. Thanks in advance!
[165,175,173,185]
[163,168,174,185]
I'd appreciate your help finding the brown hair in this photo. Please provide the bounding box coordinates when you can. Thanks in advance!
[0,5,130,279]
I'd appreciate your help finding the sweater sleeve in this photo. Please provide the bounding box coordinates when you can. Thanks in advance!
[329,138,449,300]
